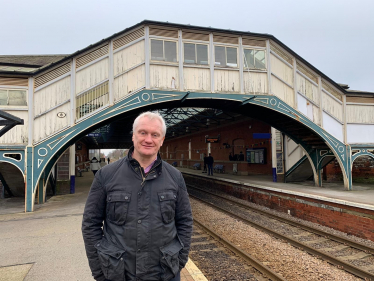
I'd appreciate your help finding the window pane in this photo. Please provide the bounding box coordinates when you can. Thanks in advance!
[8,90,27,105]
[226,47,237,67]
[215,46,226,67]
[244,49,255,68]
[0,90,7,105]
[151,39,164,61]
[164,41,177,62]
[184,43,196,64]
[196,44,208,65]
[254,50,266,69]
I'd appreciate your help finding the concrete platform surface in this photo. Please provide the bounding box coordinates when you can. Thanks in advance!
[0,171,205,281]
[179,167,374,210]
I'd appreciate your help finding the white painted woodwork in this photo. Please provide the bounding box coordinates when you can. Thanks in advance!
[113,65,145,102]
[272,76,294,107]
[33,102,70,143]
[270,54,293,86]
[346,104,374,124]
[214,70,240,93]
[76,58,109,94]
[114,40,145,76]
[286,138,304,170]
[322,92,343,122]
[183,67,211,92]
[150,65,179,90]
[322,112,343,142]
[34,76,70,117]
[347,124,374,144]
[313,104,321,125]
[0,110,28,144]
[296,73,319,104]
[243,71,267,94]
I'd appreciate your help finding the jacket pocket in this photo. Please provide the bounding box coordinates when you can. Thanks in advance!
[158,191,177,224]
[94,239,126,281]
[106,192,131,225]
[160,236,183,281]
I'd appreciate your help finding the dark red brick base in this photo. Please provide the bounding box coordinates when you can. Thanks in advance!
[184,173,374,242]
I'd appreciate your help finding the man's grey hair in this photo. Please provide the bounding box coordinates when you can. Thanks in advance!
[133,111,167,137]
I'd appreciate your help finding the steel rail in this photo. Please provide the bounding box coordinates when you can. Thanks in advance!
[190,193,374,280]
[193,218,287,281]
[188,184,374,255]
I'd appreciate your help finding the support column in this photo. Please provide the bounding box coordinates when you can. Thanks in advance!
[26,146,34,212]
[145,26,150,89]
[69,145,75,194]
[271,127,277,182]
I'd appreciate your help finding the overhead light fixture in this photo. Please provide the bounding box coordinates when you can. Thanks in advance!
[186,127,189,132]
[206,119,210,126]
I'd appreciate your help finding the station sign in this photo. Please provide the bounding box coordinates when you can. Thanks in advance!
[205,135,220,143]
[87,133,101,137]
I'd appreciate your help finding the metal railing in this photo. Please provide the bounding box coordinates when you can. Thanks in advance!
[76,81,109,119]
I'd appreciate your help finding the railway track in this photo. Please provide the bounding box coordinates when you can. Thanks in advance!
[188,184,374,280]
[192,218,286,281]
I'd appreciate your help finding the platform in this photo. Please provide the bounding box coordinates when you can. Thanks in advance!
[178,167,374,209]
[0,171,207,281]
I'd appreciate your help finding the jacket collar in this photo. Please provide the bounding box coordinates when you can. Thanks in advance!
[127,146,163,173]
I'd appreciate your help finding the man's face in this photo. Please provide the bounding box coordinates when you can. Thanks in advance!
[132,116,165,159]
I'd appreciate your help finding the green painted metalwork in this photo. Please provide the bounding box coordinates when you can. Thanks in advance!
[0,148,25,174]
[23,90,353,211]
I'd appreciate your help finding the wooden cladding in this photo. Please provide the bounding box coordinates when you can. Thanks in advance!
[149,27,178,38]
[242,37,266,47]
[270,43,293,65]
[297,62,318,84]
[346,96,374,104]
[0,77,28,87]
[182,31,209,41]
[322,81,343,101]
[113,27,144,50]
[76,44,109,68]
[34,63,71,88]
[213,34,238,44]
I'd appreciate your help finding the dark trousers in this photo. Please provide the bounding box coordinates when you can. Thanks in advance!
[106,271,180,281]
[92,170,98,176]
[207,164,213,175]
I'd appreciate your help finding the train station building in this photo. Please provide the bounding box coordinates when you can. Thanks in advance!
[0,20,373,213]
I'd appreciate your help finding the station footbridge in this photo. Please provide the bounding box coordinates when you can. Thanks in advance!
[0,20,373,212]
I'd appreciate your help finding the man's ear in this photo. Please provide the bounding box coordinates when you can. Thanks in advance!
[160,136,165,147]
[132,134,134,142]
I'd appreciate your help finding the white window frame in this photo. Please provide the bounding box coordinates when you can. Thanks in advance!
[214,45,239,69]
[0,88,28,106]
[243,48,267,70]
[183,42,209,66]
[150,39,178,63]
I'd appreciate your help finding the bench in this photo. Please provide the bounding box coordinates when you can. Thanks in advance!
[84,163,90,171]
[172,162,177,167]
[193,163,201,170]
[77,167,83,177]
[214,164,225,173]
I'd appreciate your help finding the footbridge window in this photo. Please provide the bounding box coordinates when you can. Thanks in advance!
[183,43,208,65]
[244,49,266,70]
[215,46,238,68]
[151,39,177,62]
[0,89,27,106]
[76,81,109,119]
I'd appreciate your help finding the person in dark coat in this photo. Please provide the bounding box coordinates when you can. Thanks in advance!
[82,111,193,281]
[107,157,110,164]
[207,153,214,176]
[202,154,208,173]
[229,152,234,161]
[239,151,245,161]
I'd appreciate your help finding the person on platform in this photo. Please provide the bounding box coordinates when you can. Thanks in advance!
[107,157,110,164]
[90,157,101,176]
[202,153,208,173]
[82,111,193,281]
[229,152,234,161]
[239,151,245,161]
[207,153,214,176]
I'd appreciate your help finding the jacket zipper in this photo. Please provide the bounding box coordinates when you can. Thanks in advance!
[140,161,161,187]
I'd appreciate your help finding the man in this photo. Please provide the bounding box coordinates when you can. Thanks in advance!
[207,153,214,176]
[202,153,207,173]
[107,157,110,164]
[82,111,193,281]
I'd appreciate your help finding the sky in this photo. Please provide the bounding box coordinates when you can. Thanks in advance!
[1,0,374,92]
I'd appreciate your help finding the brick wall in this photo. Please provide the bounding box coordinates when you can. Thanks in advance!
[162,118,273,176]
[184,174,374,242]
[325,156,374,183]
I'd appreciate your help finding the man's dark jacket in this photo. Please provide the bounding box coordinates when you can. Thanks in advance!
[82,148,193,281]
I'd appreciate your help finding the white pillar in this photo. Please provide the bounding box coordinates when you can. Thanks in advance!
[28,77,34,145]
[109,40,114,105]
[178,29,184,91]
[271,127,277,182]
[145,26,150,89]
[70,58,76,125]
[209,33,214,92]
